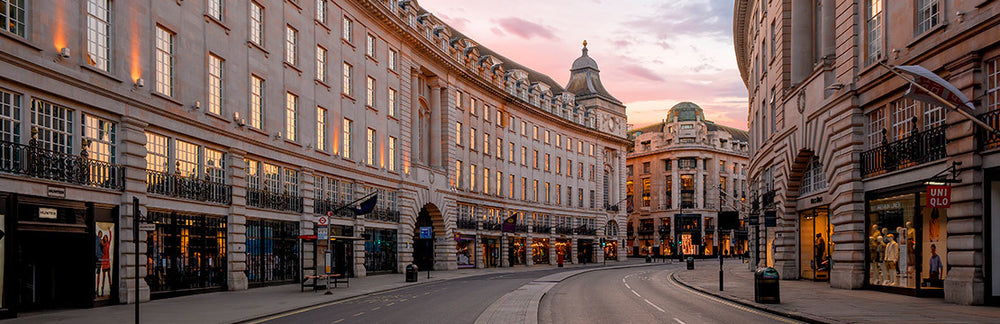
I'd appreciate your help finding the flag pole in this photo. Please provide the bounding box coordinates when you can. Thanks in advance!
[878,61,997,134]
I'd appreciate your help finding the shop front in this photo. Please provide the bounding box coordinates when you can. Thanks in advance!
[456,235,476,269]
[578,239,594,264]
[799,206,831,281]
[509,237,526,266]
[866,191,946,296]
[145,210,227,298]
[481,236,499,268]
[246,218,299,287]
[1,194,118,315]
[675,214,701,256]
[532,238,550,264]
[364,228,397,273]
[604,240,618,260]
[555,238,570,263]
[330,225,355,277]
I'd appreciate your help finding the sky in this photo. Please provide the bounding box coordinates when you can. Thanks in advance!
[417,0,749,130]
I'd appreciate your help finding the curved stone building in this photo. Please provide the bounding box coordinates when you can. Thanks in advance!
[0,0,628,315]
[735,0,1000,305]
[626,102,749,258]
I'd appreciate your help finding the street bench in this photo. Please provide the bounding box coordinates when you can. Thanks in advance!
[301,273,349,291]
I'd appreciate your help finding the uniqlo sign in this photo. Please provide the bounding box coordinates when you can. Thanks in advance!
[927,185,951,208]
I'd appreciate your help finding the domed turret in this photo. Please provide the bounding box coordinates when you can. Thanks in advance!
[565,41,621,104]
[667,102,705,122]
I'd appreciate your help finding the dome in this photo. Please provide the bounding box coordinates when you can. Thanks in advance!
[571,46,600,71]
[667,102,705,122]
[565,41,620,103]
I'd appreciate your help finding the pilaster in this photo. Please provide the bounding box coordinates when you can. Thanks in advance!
[119,116,150,303]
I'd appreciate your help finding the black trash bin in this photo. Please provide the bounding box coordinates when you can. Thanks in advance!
[406,264,419,282]
[754,267,780,303]
[686,257,694,270]
[646,255,652,263]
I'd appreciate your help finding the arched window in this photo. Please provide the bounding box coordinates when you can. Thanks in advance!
[800,157,828,195]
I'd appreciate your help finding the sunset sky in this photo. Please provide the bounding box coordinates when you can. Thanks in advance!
[417,0,749,130]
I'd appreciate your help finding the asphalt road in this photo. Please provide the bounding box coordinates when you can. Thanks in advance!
[539,263,803,324]
[258,267,573,324]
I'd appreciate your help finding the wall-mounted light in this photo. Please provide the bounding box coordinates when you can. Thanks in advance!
[233,111,246,127]
[193,101,201,110]
[59,47,71,59]
[136,78,145,88]
[826,83,844,91]
[956,11,966,23]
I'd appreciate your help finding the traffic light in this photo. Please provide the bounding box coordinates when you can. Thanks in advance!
[601,238,606,247]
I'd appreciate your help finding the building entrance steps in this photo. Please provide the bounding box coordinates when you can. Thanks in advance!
[671,261,1000,323]
[3,260,648,324]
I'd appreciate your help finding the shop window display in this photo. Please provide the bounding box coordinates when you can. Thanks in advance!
[510,237,526,265]
[532,238,550,264]
[481,237,499,268]
[799,207,831,281]
[364,229,397,273]
[456,235,476,268]
[867,193,947,291]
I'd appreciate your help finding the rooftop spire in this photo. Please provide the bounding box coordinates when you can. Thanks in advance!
[582,40,589,56]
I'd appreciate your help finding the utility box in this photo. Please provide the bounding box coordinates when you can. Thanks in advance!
[754,267,780,303]
[406,264,419,282]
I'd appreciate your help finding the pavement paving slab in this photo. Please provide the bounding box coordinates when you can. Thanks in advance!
[671,259,1000,324]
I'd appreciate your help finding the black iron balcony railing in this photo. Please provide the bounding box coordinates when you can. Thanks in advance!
[555,226,575,235]
[483,220,502,231]
[457,217,477,230]
[146,170,231,204]
[368,208,400,223]
[247,188,303,213]
[313,198,356,218]
[861,125,947,178]
[578,227,597,236]
[604,204,619,212]
[979,109,1000,150]
[515,224,529,233]
[534,224,552,234]
[0,139,125,190]
[637,227,655,236]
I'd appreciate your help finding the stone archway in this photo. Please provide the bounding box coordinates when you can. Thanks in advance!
[413,203,445,270]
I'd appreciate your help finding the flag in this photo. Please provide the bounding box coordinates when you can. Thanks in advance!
[352,193,378,215]
[895,65,976,113]
[502,213,517,233]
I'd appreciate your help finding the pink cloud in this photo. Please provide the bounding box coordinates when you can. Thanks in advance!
[495,17,558,40]
[619,64,665,82]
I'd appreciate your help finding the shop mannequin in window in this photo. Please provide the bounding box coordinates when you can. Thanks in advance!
[896,226,908,287]
[876,235,886,284]
[869,225,881,282]
[884,234,899,286]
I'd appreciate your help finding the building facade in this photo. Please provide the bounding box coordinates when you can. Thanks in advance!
[625,102,749,258]
[735,0,1000,305]
[0,0,628,316]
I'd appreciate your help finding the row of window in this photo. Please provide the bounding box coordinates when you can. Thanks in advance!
[451,163,598,208]
[0,88,115,162]
[456,203,597,228]
[629,159,747,176]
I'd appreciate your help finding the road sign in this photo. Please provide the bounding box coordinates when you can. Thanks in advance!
[927,185,951,208]
[419,226,432,239]
[139,223,156,231]
[327,211,333,217]
[317,227,329,240]
[317,216,329,226]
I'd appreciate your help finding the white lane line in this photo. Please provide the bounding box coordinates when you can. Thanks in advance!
[643,299,666,313]
[673,318,686,324]
[631,289,641,297]
[624,283,631,289]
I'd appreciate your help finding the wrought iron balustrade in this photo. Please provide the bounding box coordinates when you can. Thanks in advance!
[514,224,528,233]
[555,226,575,235]
[860,125,947,178]
[313,198,356,218]
[146,170,231,204]
[578,227,597,236]
[368,208,400,223]
[0,139,126,190]
[637,227,655,236]
[483,220,502,231]
[979,109,1000,150]
[246,188,303,213]
[457,217,477,230]
[604,204,619,212]
[534,224,552,234]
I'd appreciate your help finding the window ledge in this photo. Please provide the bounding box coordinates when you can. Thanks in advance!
[247,41,270,57]
[152,92,184,106]
[204,15,231,34]
[315,79,331,89]
[0,30,42,51]
[249,127,269,137]
[284,139,302,147]
[342,38,355,49]
[341,93,356,101]
[206,111,230,123]
[315,20,331,33]
[366,55,378,64]
[907,22,948,48]
[80,64,123,83]
[283,62,302,74]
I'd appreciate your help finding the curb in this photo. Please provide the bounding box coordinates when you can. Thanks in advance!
[668,271,839,324]
[235,262,656,324]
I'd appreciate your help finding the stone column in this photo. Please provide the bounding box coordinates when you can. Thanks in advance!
[410,71,423,165]
[429,85,442,168]
[791,0,813,84]
[549,229,557,265]
[571,237,579,264]
[525,235,534,266]
[227,148,249,290]
[299,168,316,281]
[696,158,705,209]
[119,116,150,303]
[354,215,367,278]
[476,219,485,268]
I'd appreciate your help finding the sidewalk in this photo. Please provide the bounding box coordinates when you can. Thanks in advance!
[672,260,1000,323]
[3,260,645,324]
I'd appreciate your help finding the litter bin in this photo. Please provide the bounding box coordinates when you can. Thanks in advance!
[406,264,419,282]
[646,255,652,263]
[754,267,780,303]
[686,257,694,270]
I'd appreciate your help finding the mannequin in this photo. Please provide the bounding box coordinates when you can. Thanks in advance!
[869,225,881,282]
[896,226,908,287]
[884,234,899,286]
[876,235,886,285]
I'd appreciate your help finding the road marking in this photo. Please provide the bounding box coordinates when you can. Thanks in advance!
[386,302,395,307]
[371,307,381,311]
[666,271,801,324]
[352,312,365,317]
[624,283,631,289]
[644,299,666,313]
[631,289,641,297]
[673,318,686,324]
[332,319,344,324]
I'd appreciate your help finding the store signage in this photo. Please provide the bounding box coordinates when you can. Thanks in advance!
[317,227,329,240]
[810,196,823,204]
[317,216,329,226]
[420,226,432,239]
[927,185,951,208]
[139,223,156,231]
[763,210,777,227]
[47,186,66,198]
[38,207,58,219]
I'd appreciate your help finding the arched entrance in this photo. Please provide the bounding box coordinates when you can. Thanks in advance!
[414,203,444,270]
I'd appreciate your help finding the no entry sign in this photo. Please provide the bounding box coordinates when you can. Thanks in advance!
[317,216,329,226]
[927,185,951,208]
